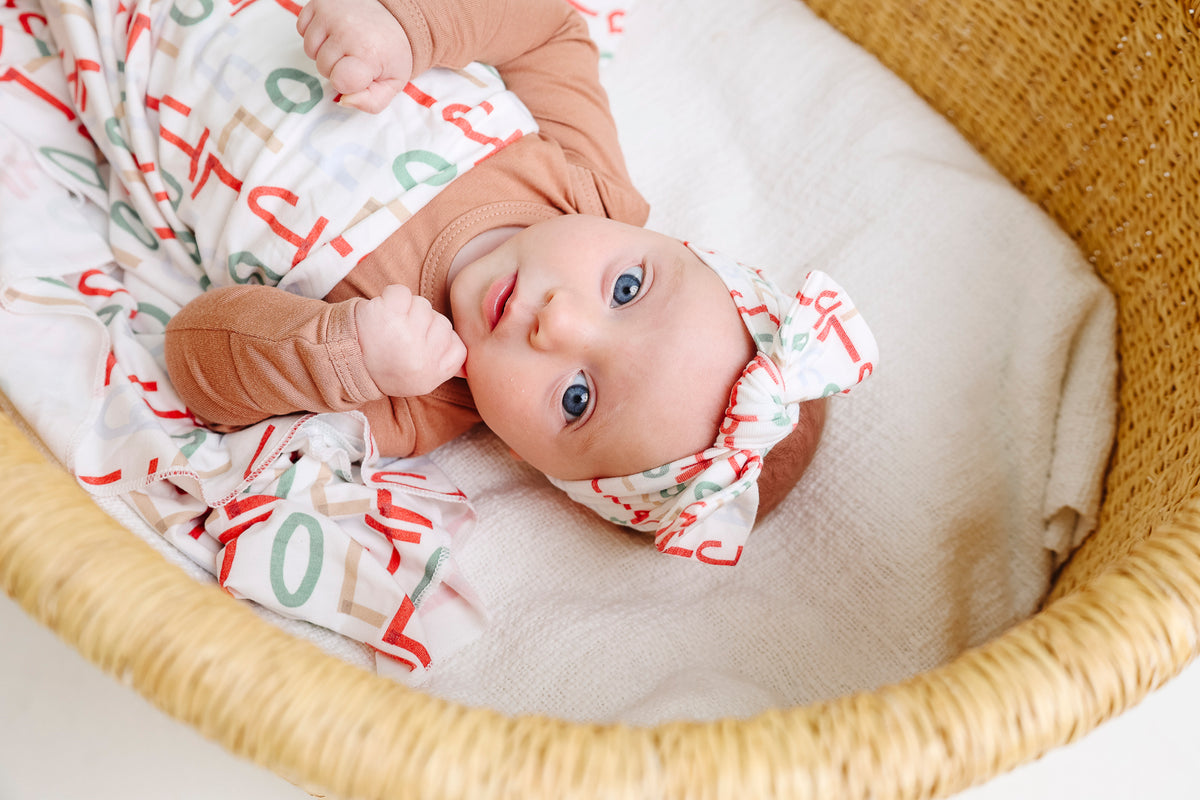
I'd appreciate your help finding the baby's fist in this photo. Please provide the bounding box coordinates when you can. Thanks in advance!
[357,285,466,398]
[296,0,413,113]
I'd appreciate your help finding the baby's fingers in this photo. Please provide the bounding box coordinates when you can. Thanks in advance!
[431,322,467,380]
[337,80,405,114]
[296,1,315,36]
[298,13,328,61]
[436,333,463,381]
[325,54,375,96]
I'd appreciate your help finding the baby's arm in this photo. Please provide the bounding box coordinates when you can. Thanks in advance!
[164,284,462,429]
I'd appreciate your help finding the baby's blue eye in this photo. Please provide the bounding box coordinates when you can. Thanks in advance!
[562,372,590,422]
[610,265,644,307]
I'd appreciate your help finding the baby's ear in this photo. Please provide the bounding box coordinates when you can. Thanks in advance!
[756,397,828,519]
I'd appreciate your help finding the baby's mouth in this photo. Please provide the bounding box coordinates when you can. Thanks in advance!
[485,273,517,331]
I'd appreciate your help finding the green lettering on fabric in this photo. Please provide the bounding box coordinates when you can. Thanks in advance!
[110,200,159,249]
[39,147,104,189]
[266,68,323,114]
[269,512,324,608]
[392,150,457,190]
[228,251,285,285]
[169,0,214,26]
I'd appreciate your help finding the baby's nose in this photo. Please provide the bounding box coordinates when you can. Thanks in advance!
[531,291,592,352]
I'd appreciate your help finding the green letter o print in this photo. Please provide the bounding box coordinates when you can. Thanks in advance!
[269,512,324,608]
[393,150,457,190]
[110,201,159,250]
[170,0,214,26]
[266,68,323,114]
[39,147,104,189]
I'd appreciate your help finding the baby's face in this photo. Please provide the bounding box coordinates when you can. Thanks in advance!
[449,215,755,481]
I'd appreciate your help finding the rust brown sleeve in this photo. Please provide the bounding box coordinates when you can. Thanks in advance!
[164,285,382,429]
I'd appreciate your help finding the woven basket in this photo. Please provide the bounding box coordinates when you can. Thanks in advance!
[4,0,1200,796]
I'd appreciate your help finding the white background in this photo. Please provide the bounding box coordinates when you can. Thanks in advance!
[3,590,1199,799]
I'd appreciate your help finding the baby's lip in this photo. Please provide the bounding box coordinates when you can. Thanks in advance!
[484,273,517,331]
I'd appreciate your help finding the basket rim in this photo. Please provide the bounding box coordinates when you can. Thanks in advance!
[4,409,1200,799]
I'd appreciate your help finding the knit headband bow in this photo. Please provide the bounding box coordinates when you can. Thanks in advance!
[549,244,878,566]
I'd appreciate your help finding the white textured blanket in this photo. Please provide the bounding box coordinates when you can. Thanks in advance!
[0,0,1116,724]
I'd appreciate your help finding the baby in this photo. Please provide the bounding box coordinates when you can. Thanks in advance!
[165,0,876,564]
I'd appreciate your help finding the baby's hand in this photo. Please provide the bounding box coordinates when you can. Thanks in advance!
[357,285,467,398]
[296,0,413,113]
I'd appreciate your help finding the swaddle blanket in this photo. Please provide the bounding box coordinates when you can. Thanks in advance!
[0,0,543,679]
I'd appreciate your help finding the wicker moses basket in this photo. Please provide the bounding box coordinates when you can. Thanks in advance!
[3,0,1200,796]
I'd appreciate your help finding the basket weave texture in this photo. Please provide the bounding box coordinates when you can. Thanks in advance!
[4,0,1200,797]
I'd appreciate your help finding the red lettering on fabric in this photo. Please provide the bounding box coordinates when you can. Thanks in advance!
[160,94,191,115]
[370,470,466,500]
[246,185,329,266]
[442,103,522,161]
[244,423,276,478]
[216,509,274,543]
[141,398,194,421]
[218,536,239,590]
[730,290,780,327]
[223,493,277,519]
[696,541,742,566]
[656,528,695,558]
[402,82,436,108]
[78,269,127,298]
[366,488,433,545]
[676,456,714,484]
[0,68,76,121]
[159,121,210,181]
[382,597,431,668]
[816,312,861,363]
[810,289,841,330]
[125,13,150,57]
[127,375,158,392]
[217,494,278,544]
[19,11,47,36]
[80,468,123,485]
[607,9,625,33]
[64,57,100,112]
[192,151,243,197]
